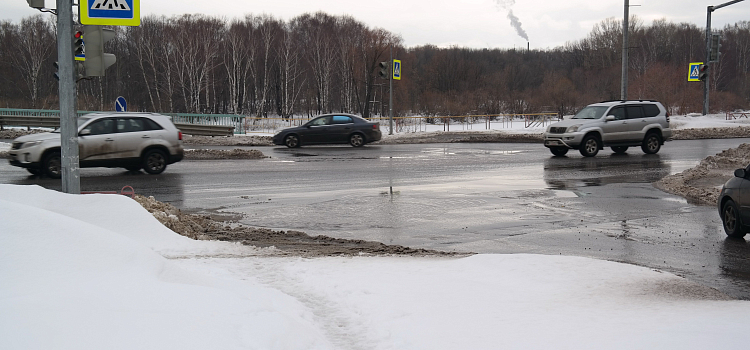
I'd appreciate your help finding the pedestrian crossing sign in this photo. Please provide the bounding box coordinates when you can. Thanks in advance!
[393,60,401,80]
[80,0,140,26]
[688,62,703,82]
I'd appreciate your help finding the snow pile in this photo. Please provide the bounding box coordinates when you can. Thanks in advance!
[4,184,750,349]
[655,143,750,205]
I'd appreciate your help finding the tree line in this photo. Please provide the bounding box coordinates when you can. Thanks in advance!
[0,13,748,117]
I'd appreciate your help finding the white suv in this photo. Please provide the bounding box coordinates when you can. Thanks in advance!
[543,100,672,157]
[9,112,184,178]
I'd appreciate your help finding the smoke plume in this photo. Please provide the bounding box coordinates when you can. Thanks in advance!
[494,0,529,41]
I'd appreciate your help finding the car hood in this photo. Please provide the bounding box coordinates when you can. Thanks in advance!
[13,132,60,143]
[548,118,600,128]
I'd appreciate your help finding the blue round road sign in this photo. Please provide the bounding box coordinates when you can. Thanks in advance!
[115,96,127,112]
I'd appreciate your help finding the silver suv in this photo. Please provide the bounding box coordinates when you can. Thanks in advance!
[543,100,672,157]
[9,112,184,178]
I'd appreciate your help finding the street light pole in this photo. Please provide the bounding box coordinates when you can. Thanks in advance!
[388,45,394,135]
[621,0,629,101]
[703,0,746,115]
[56,0,80,194]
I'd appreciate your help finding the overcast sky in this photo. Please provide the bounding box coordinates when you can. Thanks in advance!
[4,0,750,49]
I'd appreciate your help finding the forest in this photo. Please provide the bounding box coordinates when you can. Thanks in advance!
[1,12,749,118]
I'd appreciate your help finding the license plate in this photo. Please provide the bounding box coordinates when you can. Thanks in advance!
[545,140,561,146]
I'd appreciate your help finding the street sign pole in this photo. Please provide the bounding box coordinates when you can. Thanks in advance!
[389,45,393,135]
[57,0,80,194]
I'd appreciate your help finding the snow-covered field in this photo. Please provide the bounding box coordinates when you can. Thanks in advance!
[3,184,750,350]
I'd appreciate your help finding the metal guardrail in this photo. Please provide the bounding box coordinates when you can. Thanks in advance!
[0,115,60,129]
[174,123,234,136]
[0,109,240,137]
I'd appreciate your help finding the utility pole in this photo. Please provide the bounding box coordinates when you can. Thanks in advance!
[620,0,629,101]
[703,0,746,115]
[57,0,80,194]
[388,45,394,135]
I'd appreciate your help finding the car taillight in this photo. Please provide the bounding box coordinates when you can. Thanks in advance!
[178,131,183,140]
[373,124,379,130]
[665,112,670,123]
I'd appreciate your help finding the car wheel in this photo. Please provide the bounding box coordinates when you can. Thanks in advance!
[550,147,568,156]
[42,151,62,179]
[350,133,365,147]
[611,146,628,154]
[284,134,300,148]
[641,133,662,154]
[722,200,746,238]
[26,168,42,176]
[142,149,167,175]
[579,135,600,157]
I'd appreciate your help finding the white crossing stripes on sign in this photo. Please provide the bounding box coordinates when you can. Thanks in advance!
[91,0,131,10]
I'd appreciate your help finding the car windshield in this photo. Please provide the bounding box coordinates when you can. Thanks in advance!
[52,116,92,133]
[572,106,608,120]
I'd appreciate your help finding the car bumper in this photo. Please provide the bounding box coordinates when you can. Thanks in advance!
[543,132,584,148]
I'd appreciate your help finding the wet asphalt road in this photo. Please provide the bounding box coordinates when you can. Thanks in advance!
[3,138,750,299]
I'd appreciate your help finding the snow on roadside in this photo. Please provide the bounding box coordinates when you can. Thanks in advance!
[4,184,750,349]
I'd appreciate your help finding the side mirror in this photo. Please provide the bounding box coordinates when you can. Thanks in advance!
[79,129,90,136]
[735,168,747,178]
[605,116,615,121]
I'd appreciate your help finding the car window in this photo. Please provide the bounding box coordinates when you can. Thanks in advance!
[143,118,163,130]
[607,107,626,120]
[642,104,660,117]
[82,119,115,135]
[117,118,146,133]
[332,116,353,124]
[309,116,332,126]
[626,106,645,119]
[572,106,608,119]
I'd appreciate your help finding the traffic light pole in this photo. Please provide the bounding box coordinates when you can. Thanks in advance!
[389,45,393,135]
[56,0,80,194]
[703,0,745,115]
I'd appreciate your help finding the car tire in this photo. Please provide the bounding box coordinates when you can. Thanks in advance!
[284,134,300,148]
[579,135,600,157]
[722,199,746,238]
[641,132,662,154]
[550,147,568,156]
[42,151,62,179]
[611,146,628,154]
[350,133,365,147]
[142,149,168,175]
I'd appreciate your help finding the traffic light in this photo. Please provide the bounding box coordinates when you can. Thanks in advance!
[699,64,709,81]
[83,25,116,77]
[378,61,389,79]
[74,30,84,62]
[25,0,44,9]
[710,34,722,62]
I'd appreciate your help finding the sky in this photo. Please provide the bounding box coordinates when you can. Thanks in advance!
[4,0,750,49]
[3,183,750,349]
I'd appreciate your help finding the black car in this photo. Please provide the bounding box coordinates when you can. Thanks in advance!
[718,164,750,238]
[273,113,382,148]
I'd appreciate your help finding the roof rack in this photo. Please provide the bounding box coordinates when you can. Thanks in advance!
[598,99,658,103]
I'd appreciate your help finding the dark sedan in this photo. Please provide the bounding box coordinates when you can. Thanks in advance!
[272,113,382,148]
[718,164,750,238]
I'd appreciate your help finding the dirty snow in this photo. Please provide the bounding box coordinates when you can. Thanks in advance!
[3,184,750,350]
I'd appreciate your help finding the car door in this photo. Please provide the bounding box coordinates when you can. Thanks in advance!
[116,117,158,159]
[329,115,354,143]
[599,106,628,143]
[301,116,333,144]
[740,166,750,226]
[623,105,648,142]
[78,118,118,161]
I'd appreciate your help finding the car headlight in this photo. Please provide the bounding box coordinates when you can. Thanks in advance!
[566,124,582,133]
[20,140,43,149]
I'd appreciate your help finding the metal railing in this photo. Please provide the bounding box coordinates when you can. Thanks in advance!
[0,108,243,136]
[726,111,750,120]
